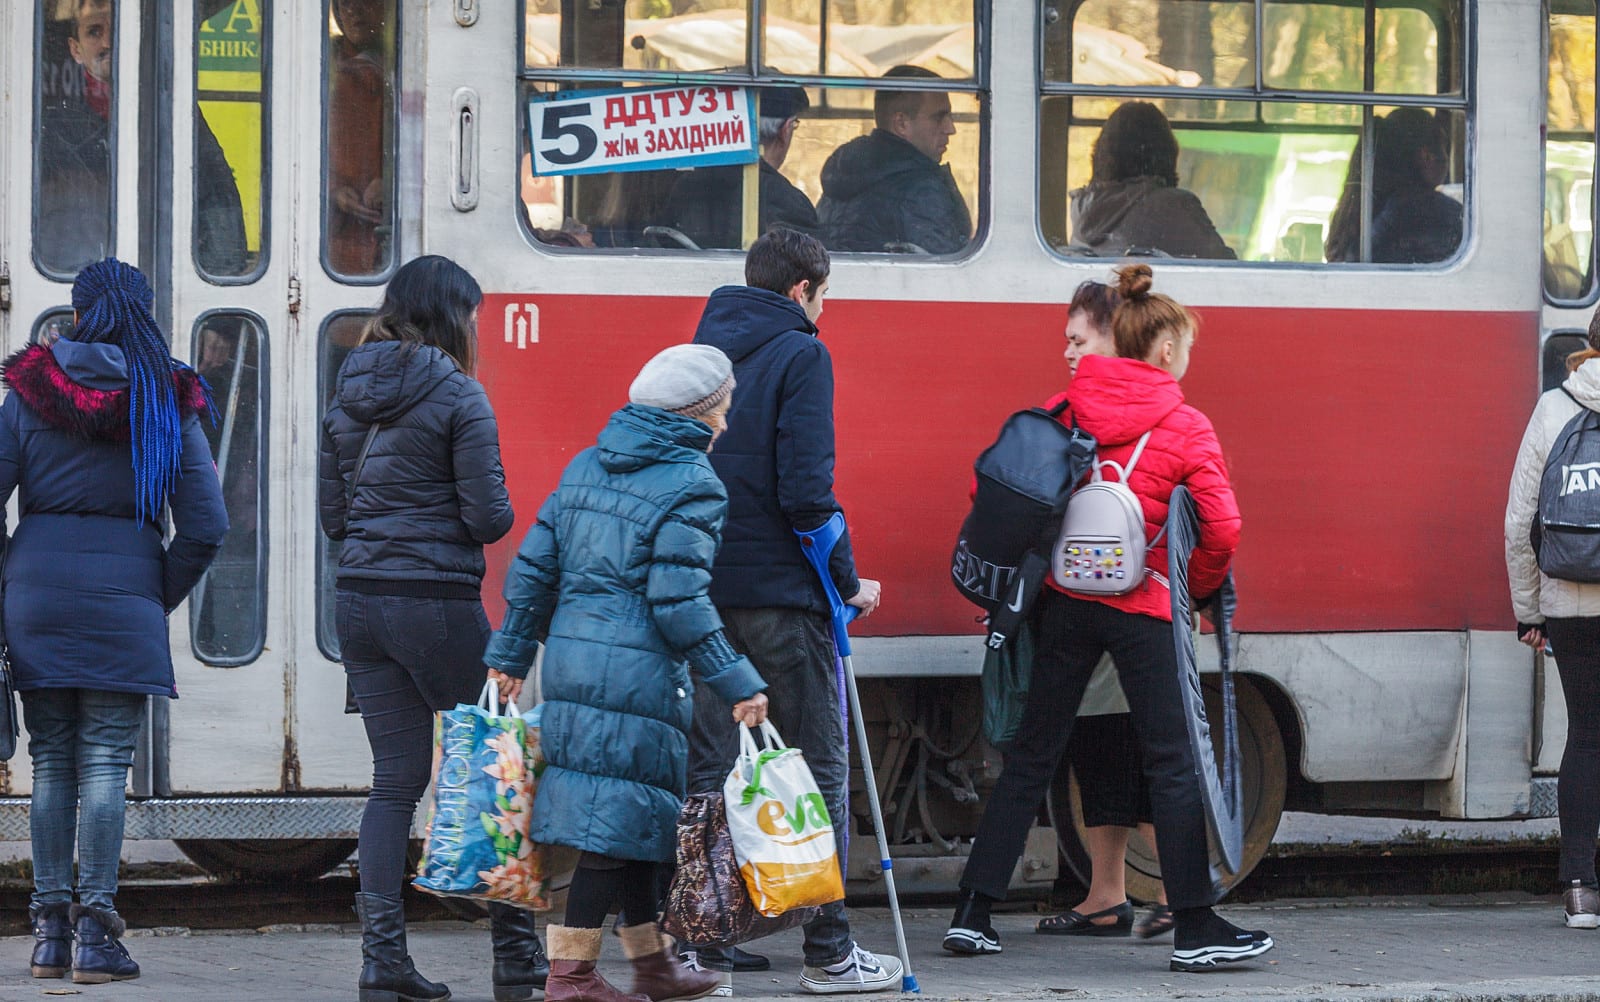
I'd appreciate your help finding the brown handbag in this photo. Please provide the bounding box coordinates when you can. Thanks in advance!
[663,792,817,948]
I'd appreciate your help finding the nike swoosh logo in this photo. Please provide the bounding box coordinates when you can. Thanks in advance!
[1006,579,1026,613]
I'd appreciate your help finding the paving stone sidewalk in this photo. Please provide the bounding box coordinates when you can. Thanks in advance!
[0,895,1596,1002]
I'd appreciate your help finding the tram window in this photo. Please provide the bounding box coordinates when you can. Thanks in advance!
[522,82,982,255]
[316,311,370,661]
[322,0,398,282]
[190,313,268,666]
[1546,9,1596,304]
[194,0,269,282]
[33,0,117,279]
[30,309,76,345]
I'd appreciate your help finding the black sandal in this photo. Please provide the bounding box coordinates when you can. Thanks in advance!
[1036,901,1134,936]
[1134,904,1174,939]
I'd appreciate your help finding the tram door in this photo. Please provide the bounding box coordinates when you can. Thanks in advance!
[0,0,399,800]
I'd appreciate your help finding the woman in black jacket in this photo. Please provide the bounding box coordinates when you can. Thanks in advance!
[319,256,530,1002]
[1,259,227,985]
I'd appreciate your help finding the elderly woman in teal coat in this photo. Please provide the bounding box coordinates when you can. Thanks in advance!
[485,344,770,1002]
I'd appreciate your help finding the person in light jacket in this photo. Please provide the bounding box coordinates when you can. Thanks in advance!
[2,259,227,985]
[1504,311,1600,930]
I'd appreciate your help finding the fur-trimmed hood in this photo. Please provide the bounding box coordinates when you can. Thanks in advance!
[1,342,210,441]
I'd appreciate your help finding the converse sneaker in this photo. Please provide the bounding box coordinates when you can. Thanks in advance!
[1564,880,1600,929]
[1170,911,1273,973]
[799,944,902,994]
[679,950,733,997]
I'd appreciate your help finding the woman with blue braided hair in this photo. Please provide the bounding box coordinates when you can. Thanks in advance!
[0,258,227,985]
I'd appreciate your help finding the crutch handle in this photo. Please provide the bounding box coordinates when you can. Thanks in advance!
[795,512,860,656]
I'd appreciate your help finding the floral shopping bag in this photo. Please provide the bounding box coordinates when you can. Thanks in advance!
[413,682,549,910]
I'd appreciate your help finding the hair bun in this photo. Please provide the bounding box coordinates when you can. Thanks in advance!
[1115,264,1154,300]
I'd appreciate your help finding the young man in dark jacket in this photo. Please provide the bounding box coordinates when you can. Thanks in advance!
[685,229,897,994]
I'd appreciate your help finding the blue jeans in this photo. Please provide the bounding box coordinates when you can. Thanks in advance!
[687,607,853,967]
[22,688,146,913]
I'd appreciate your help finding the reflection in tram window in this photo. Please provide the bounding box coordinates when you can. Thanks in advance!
[194,0,267,281]
[34,0,117,277]
[31,309,76,346]
[518,0,984,256]
[1546,9,1595,303]
[323,0,397,280]
[190,314,267,666]
[316,312,370,660]
[1039,0,1466,265]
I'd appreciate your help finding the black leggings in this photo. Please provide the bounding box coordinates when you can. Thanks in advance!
[1545,618,1600,886]
[565,856,660,929]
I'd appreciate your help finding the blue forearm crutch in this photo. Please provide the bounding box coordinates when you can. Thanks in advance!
[796,512,919,994]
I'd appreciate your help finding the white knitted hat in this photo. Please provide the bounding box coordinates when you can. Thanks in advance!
[629,344,735,417]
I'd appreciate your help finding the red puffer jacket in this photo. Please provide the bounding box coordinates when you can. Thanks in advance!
[1044,354,1240,622]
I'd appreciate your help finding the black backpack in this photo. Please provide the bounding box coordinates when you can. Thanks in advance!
[951,399,1096,648]
[1536,390,1600,582]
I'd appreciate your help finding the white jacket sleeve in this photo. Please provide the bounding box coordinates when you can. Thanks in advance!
[1506,394,1557,624]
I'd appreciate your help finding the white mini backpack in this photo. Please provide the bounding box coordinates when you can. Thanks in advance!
[1051,431,1155,596]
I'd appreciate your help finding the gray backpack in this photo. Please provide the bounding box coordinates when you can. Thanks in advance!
[1051,431,1155,595]
[1537,391,1600,583]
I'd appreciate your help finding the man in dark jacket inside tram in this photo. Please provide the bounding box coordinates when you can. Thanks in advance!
[658,86,821,250]
[682,229,901,994]
[816,64,972,255]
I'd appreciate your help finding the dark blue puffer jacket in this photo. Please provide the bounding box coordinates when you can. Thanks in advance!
[319,341,513,594]
[693,286,859,613]
[0,340,228,697]
[483,404,767,863]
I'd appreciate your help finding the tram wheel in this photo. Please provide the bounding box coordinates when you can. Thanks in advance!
[1045,675,1287,903]
[176,838,358,882]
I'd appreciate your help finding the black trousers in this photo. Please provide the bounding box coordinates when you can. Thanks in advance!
[959,590,1216,909]
[1544,618,1600,886]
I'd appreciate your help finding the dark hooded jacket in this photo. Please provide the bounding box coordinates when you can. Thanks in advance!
[319,341,513,595]
[692,286,858,612]
[1068,177,1236,260]
[817,129,972,254]
[483,404,766,862]
[0,340,228,696]
[660,159,820,250]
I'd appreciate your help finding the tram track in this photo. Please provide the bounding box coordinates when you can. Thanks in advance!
[0,841,1568,934]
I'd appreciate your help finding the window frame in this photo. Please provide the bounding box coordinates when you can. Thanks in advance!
[192,0,273,286]
[514,0,993,259]
[319,0,403,286]
[29,308,74,345]
[1543,5,1599,309]
[315,308,374,663]
[188,308,270,668]
[1035,0,1476,269]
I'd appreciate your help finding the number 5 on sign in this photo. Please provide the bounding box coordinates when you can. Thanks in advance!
[526,84,759,177]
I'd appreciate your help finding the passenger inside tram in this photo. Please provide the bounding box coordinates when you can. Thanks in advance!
[326,0,394,275]
[35,0,115,275]
[656,86,820,250]
[1325,107,1463,265]
[1066,101,1235,260]
[817,64,972,254]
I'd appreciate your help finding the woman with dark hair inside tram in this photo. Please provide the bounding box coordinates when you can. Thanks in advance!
[1324,107,1462,265]
[320,255,544,1002]
[944,264,1271,973]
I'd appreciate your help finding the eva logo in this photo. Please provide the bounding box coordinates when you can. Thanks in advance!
[1562,462,1600,496]
[754,792,832,844]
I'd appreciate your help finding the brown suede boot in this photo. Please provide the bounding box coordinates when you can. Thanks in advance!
[617,923,725,1002]
[546,925,650,1002]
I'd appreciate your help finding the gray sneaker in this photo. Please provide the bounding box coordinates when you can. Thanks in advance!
[800,944,902,994]
[1564,880,1599,929]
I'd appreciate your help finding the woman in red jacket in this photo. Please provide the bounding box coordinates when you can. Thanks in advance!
[943,264,1270,973]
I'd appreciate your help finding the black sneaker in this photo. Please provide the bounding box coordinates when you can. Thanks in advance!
[942,924,1002,955]
[1170,925,1273,973]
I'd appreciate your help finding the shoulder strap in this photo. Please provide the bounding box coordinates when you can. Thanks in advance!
[346,422,383,509]
[1046,396,1071,418]
[1092,430,1153,485]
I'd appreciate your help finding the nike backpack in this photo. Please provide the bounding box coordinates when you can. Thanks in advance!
[951,398,1096,648]
[1536,392,1600,582]
[1051,430,1155,596]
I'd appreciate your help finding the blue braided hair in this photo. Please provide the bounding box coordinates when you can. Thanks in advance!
[70,258,205,522]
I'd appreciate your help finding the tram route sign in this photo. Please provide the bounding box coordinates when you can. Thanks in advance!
[526,83,759,177]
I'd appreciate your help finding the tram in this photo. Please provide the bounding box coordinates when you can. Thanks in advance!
[0,0,1583,896]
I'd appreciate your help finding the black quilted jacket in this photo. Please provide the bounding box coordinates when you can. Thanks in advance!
[318,340,513,593]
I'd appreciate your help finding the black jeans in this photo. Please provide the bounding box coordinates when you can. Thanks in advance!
[1544,618,1600,886]
[960,590,1216,910]
[337,591,491,896]
[686,607,853,966]
[565,855,660,929]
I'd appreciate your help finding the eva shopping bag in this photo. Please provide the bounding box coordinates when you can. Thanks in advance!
[662,792,817,948]
[723,722,845,918]
[413,682,550,910]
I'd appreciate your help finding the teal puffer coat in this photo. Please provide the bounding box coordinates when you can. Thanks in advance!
[484,404,767,863]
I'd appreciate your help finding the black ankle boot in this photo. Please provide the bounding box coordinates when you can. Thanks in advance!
[488,902,548,1002]
[29,903,72,979]
[354,892,451,1002]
